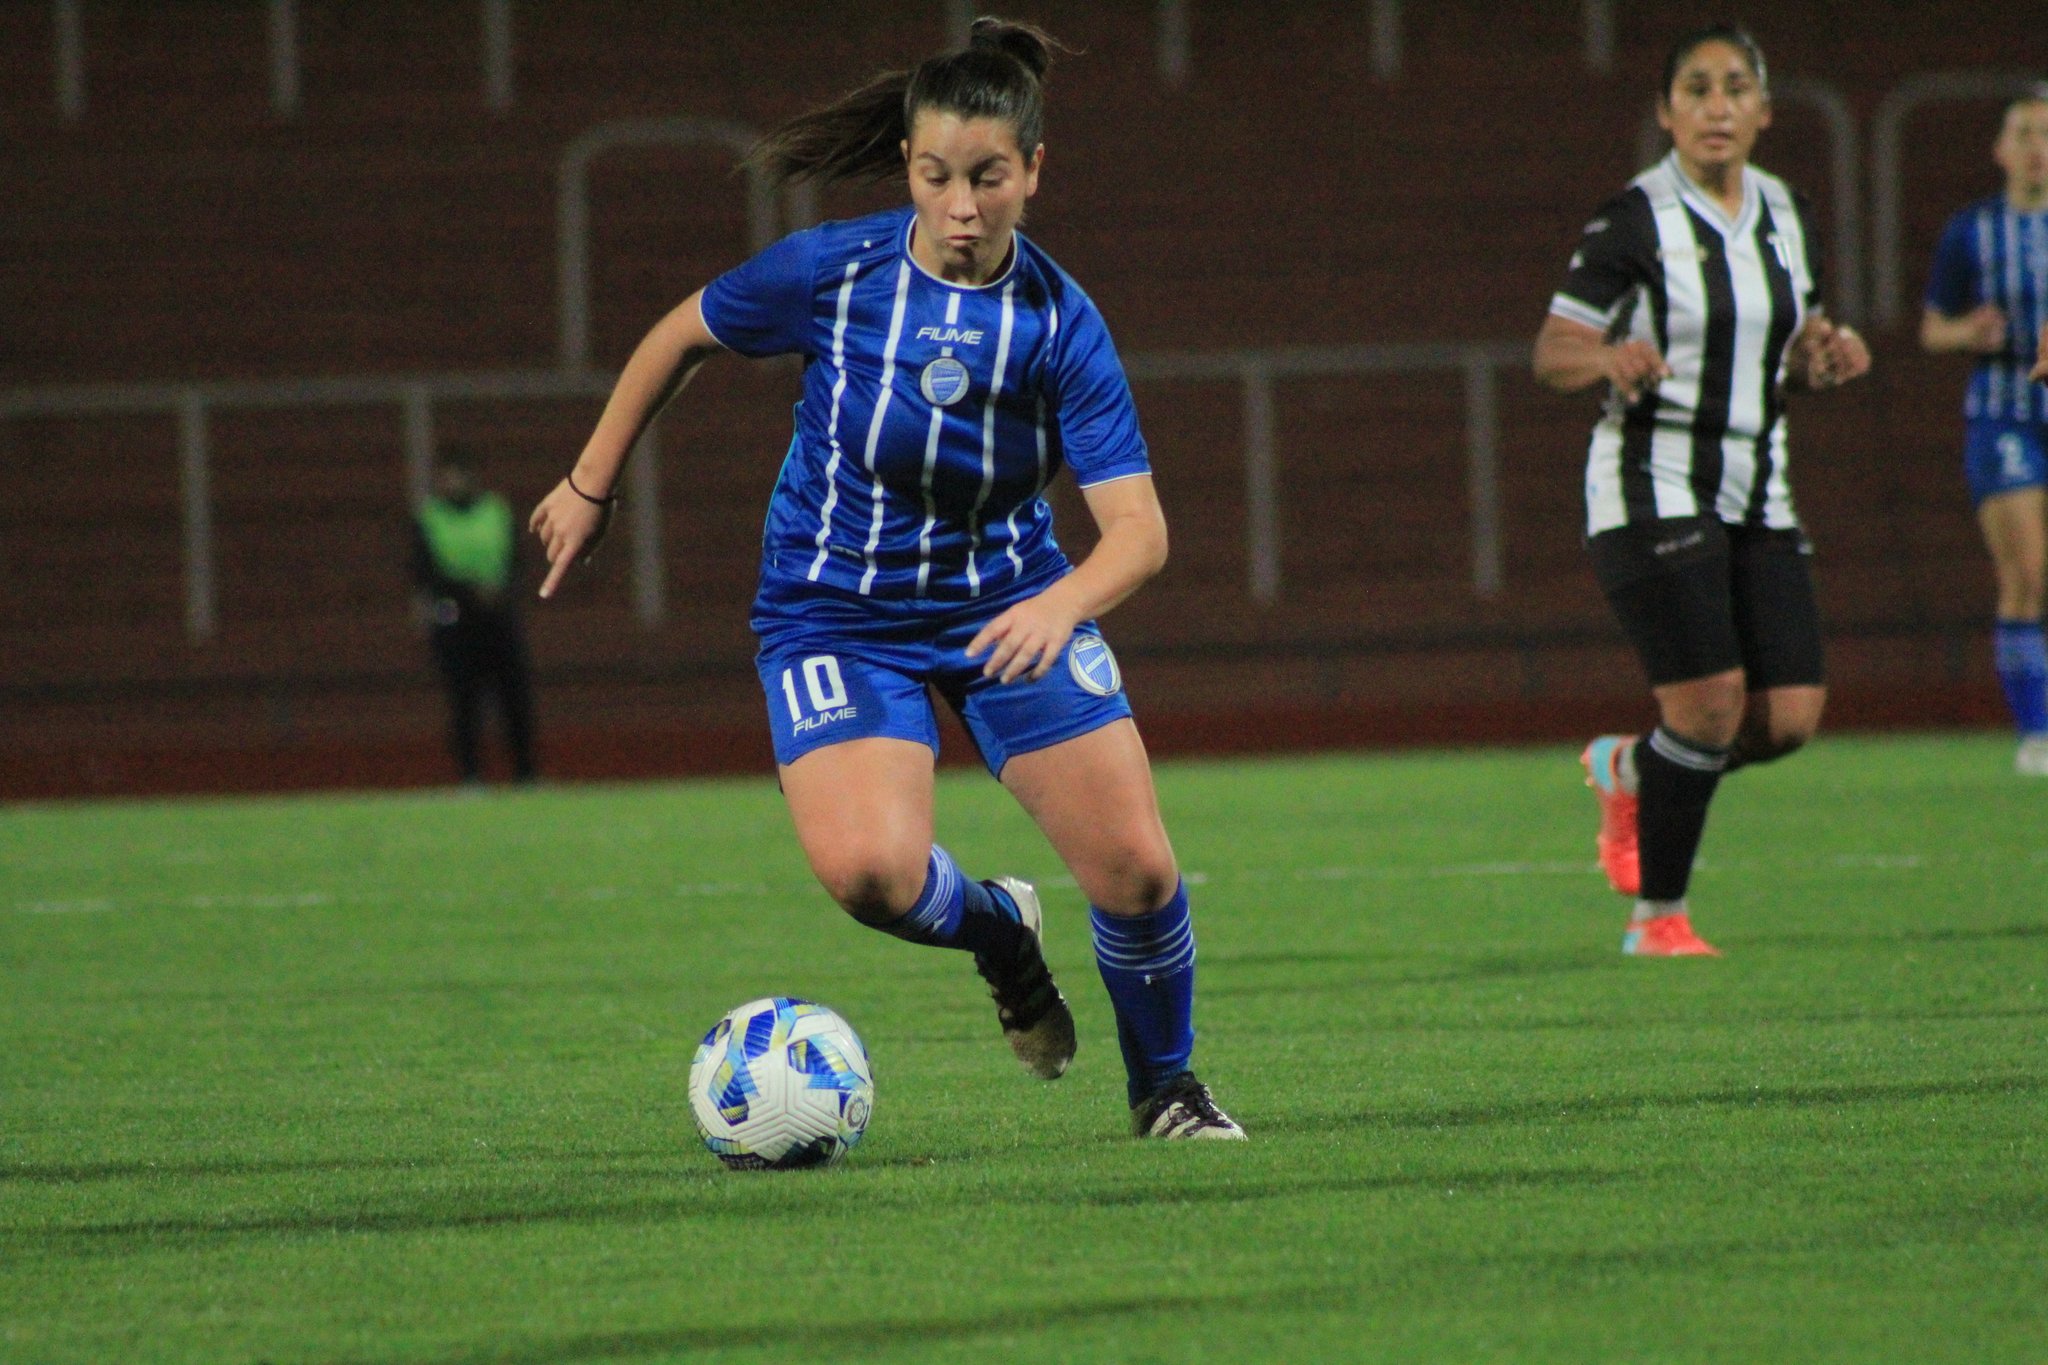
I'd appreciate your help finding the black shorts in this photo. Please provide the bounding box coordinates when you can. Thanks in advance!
[1587,516,1826,689]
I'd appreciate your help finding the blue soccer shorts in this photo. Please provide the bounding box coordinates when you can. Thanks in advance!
[752,578,1133,776]
[1964,418,2048,505]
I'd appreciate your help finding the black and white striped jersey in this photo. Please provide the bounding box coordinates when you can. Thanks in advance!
[1550,153,1823,536]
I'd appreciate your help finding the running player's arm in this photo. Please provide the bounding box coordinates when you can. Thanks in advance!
[2033,323,2048,383]
[1919,209,2006,355]
[1532,191,1669,403]
[967,474,1167,685]
[532,292,721,598]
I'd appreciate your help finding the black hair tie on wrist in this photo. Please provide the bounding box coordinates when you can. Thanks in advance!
[566,470,618,506]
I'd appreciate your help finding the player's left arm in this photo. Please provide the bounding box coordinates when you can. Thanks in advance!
[1786,311,1872,392]
[966,474,1167,684]
[2033,322,2048,383]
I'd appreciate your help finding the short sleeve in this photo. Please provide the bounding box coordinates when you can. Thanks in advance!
[1924,211,1979,317]
[1550,190,1656,332]
[699,229,822,359]
[1047,287,1150,487]
[1790,188,1826,308]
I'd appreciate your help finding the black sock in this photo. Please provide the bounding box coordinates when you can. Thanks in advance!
[1635,726,1729,902]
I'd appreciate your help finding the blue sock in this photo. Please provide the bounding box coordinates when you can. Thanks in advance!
[875,846,1023,957]
[1994,619,2048,737]
[1090,882,1197,1107]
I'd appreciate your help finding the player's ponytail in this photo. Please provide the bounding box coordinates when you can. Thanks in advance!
[745,16,1065,188]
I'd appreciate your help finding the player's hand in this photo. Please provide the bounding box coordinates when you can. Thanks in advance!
[965,591,1082,684]
[2033,323,2048,383]
[529,478,613,599]
[1799,319,1872,390]
[1960,302,2010,354]
[1606,340,1672,404]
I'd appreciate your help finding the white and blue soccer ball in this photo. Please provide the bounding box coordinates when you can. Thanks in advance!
[688,997,874,1170]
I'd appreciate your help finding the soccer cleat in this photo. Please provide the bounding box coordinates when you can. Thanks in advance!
[974,877,1077,1080]
[1621,912,1720,957]
[1582,735,1641,896]
[2016,736,2048,777]
[1131,1073,1247,1140]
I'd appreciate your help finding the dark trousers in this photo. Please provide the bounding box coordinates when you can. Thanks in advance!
[429,617,537,781]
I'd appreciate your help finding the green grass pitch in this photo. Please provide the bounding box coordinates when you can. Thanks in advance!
[3,734,2043,1363]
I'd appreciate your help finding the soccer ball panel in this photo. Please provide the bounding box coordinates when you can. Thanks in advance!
[688,997,874,1170]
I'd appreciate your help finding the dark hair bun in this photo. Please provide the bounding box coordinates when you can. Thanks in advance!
[969,16,1055,80]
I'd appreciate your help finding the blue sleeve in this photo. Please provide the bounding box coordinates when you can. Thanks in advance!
[1925,212,1979,316]
[1048,289,1150,487]
[699,229,821,359]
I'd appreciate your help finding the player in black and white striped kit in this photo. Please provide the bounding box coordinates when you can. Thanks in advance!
[1533,25,1871,956]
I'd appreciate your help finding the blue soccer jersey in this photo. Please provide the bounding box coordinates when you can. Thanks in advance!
[1926,197,2048,421]
[699,206,1150,603]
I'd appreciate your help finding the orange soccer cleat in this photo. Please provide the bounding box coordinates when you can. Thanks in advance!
[1621,911,1720,957]
[1581,736,1640,896]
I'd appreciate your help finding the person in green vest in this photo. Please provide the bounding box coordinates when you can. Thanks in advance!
[412,449,538,784]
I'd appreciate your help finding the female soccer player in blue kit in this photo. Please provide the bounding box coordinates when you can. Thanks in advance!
[1921,87,2048,775]
[528,19,1243,1140]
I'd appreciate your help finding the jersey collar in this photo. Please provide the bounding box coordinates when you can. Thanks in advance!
[901,212,1021,291]
[1664,152,1760,238]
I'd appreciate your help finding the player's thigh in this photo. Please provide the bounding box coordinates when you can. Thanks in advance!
[1588,517,1745,694]
[780,738,937,912]
[1000,718,1179,915]
[1977,486,2047,595]
[757,646,941,910]
[1726,526,1826,693]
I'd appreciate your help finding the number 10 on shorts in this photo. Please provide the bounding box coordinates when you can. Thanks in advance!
[781,655,858,733]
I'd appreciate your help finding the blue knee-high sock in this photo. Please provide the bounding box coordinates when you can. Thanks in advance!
[1091,882,1197,1107]
[874,846,1023,957]
[1994,619,2048,737]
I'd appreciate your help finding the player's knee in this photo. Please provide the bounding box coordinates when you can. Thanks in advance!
[1075,839,1179,917]
[1662,687,1745,748]
[809,846,926,924]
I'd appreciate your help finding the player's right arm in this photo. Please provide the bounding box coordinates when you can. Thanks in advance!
[1919,302,2008,355]
[1532,190,1670,403]
[1533,315,1672,403]
[531,291,721,598]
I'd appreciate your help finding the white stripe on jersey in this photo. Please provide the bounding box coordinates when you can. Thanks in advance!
[1718,221,1775,520]
[806,262,863,583]
[859,262,914,596]
[915,291,964,596]
[1005,300,1056,579]
[1980,207,2006,417]
[966,280,1017,598]
[1648,192,1706,520]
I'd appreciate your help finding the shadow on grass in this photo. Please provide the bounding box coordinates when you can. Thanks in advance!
[1734,922,2048,949]
[0,1147,678,1187]
[1055,1162,1623,1210]
[342,1292,1246,1365]
[1203,949,1615,1000]
[1262,1073,2046,1138]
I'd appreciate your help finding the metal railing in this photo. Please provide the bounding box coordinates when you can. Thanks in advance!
[4,340,1525,644]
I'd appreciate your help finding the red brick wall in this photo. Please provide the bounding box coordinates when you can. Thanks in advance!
[3,2,2041,796]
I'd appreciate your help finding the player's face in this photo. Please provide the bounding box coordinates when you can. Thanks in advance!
[1995,101,2048,202]
[1658,40,1771,179]
[903,111,1042,284]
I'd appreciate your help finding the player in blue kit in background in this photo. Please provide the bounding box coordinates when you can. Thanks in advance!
[1922,86,2048,776]
[528,18,1243,1139]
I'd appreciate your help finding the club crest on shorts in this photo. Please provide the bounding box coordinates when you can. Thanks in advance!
[1067,634,1121,697]
[919,356,971,407]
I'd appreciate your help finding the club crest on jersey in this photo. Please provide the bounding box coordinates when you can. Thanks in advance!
[919,355,972,407]
[1067,634,1121,697]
